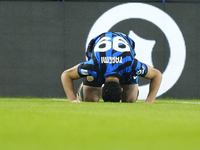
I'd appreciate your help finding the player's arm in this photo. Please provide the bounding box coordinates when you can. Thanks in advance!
[144,65,162,103]
[61,64,81,102]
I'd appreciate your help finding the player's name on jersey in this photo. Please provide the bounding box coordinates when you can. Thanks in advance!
[101,56,123,64]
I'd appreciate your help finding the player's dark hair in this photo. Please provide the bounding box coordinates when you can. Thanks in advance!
[102,81,122,102]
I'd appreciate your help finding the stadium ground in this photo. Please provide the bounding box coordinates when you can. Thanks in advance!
[0,97,200,150]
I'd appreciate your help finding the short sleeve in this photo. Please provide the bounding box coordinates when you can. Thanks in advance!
[131,59,148,77]
[77,60,98,78]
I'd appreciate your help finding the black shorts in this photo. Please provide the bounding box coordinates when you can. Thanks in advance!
[82,76,139,100]
[83,75,139,87]
[83,76,102,87]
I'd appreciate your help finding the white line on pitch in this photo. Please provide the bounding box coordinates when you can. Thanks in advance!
[170,101,200,104]
[51,98,69,101]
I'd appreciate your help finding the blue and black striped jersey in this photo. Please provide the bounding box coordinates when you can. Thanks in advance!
[78,32,148,84]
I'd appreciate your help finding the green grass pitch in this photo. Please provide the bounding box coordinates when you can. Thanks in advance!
[0,97,200,150]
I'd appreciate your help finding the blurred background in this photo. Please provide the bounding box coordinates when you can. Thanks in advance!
[0,0,199,99]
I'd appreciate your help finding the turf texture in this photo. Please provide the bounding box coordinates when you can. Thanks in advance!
[0,97,200,150]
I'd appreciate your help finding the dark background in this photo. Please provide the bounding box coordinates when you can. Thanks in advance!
[0,1,199,99]
[0,0,200,2]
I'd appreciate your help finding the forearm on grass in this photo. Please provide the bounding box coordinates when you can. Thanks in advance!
[61,65,81,101]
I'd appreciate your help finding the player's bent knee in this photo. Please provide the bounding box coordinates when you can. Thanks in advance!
[84,95,100,102]
[83,85,101,102]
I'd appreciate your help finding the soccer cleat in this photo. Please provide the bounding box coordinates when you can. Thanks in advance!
[76,82,84,101]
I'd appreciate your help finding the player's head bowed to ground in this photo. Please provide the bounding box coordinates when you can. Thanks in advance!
[61,32,162,103]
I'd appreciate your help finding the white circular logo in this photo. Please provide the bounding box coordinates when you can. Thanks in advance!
[86,3,186,99]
